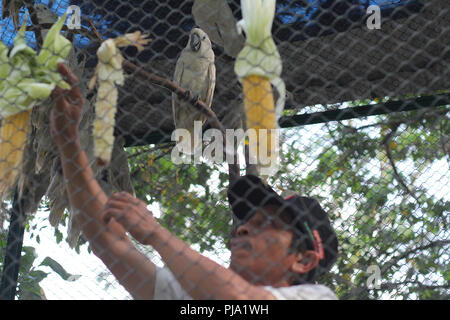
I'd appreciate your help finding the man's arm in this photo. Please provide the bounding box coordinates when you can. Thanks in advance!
[103,192,276,300]
[51,64,157,299]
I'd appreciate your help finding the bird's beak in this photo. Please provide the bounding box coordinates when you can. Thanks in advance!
[190,33,201,52]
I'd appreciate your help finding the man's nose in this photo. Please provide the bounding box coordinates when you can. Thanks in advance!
[236,223,251,237]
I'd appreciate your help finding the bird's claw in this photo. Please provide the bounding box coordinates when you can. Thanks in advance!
[191,94,200,104]
[183,90,192,101]
[182,90,200,105]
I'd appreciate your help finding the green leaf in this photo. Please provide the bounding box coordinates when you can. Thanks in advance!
[20,246,37,273]
[37,13,70,69]
[55,229,63,244]
[9,21,36,58]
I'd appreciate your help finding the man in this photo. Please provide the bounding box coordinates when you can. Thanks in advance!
[50,63,339,300]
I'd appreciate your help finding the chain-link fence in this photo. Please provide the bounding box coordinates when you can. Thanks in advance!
[0,0,449,300]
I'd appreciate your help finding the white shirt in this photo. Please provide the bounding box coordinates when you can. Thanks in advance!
[153,267,338,300]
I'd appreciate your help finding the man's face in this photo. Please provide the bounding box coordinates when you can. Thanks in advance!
[229,205,298,286]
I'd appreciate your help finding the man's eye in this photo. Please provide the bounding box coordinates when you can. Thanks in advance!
[270,218,283,229]
[253,220,264,227]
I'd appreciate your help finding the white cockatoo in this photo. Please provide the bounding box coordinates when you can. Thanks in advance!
[172,28,216,154]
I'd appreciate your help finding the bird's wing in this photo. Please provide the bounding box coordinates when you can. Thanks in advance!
[173,56,185,86]
[172,58,185,127]
[204,62,216,108]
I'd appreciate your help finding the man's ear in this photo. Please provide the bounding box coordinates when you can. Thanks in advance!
[290,250,319,274]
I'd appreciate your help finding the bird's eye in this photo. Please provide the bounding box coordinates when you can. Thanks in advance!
[202,36,206,40]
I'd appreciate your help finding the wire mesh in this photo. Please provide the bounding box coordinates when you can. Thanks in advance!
[0,0,449,300]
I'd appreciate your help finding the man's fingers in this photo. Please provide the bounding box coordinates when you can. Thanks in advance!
[51,86,70,104]
[110,193,132,204]
[57,63,84,104]
[103,208,126,225]
[51,86,63,99]
[111,192,141,206]
[106,218,129,240]
[57,63,79,86]
[54,64,81,104]
[119,192,144,206]
[67,84,84,105]
[105,199,129,211]
[116,191,133,198]
[53,94,70,113]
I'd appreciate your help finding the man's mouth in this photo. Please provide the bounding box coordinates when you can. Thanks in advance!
[230,239,252,251]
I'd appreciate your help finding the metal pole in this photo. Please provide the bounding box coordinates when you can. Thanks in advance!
[0,189,27,300]
[278,94,450,128]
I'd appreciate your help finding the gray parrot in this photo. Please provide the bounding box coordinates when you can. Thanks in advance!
[172,28,216,154]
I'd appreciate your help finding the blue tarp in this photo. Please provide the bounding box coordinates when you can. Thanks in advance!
[0,0,424,56]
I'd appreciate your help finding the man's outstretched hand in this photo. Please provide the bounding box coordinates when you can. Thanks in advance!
[50,63,85,148]
[102,192,159,245]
